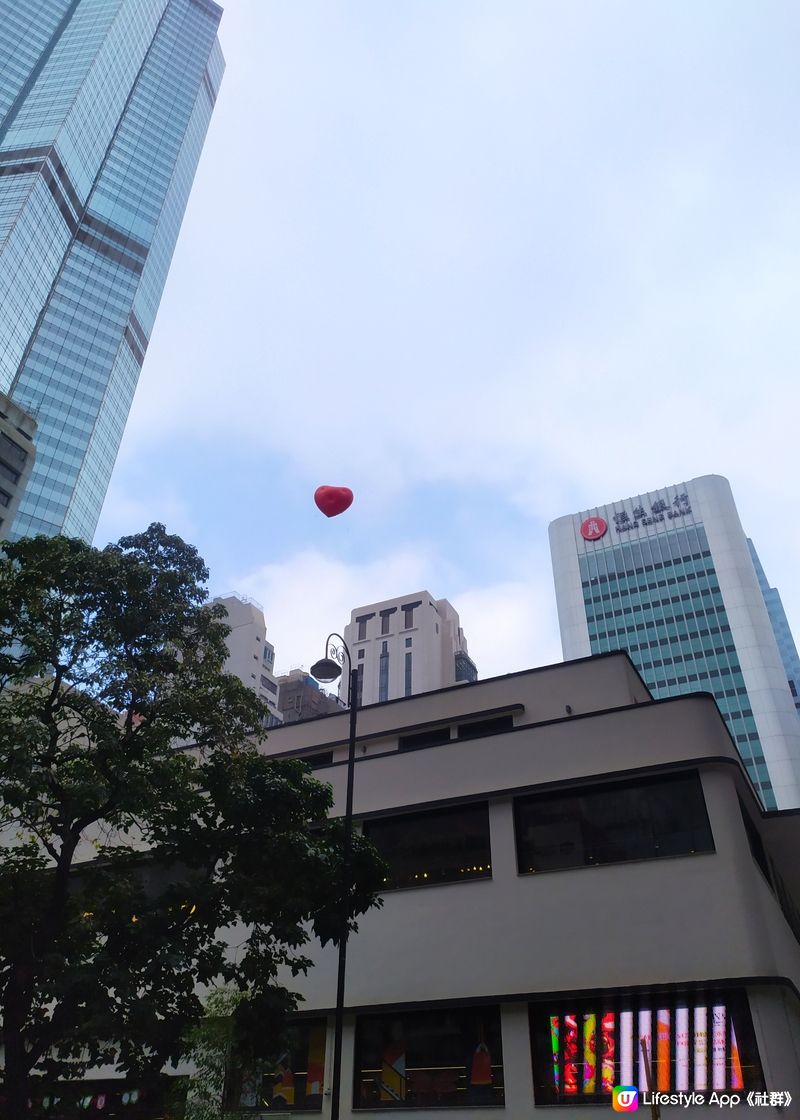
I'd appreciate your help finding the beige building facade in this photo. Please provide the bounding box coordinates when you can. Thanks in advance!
[341,592,477,707]
[240,653,800,1117]
[213,593,282,725]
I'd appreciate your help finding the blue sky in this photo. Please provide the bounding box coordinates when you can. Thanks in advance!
[95,0,800,680]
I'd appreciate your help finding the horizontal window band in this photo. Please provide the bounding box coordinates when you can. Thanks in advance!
[190,0,223,21]
[83,212,149,259]
[48,148,83,215]
[42,165,79,233]
[0,159,45,176]
[123,326,144,367]
[128,310,149,350]
[202,69,217,105]
[75,228,144,274]
[0,144,51,162]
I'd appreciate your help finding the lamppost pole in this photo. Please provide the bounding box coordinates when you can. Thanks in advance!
[310,635,359,1120]
[329,664,358,1120]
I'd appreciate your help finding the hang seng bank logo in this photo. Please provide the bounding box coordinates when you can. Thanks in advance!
[612,1086,638,1111]
[580,516,608,541]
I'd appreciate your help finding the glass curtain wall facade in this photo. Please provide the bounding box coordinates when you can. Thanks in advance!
[578,524,775,806]
[550,476,800,810]
[0,0,223,540]
[748,539,800,717]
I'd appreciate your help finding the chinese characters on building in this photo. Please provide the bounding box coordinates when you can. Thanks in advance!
[612,493,692,533]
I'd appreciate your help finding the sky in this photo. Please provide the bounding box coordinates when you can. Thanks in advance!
[95,0,800,681]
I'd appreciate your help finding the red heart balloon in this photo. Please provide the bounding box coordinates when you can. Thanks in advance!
[314,485,353,517]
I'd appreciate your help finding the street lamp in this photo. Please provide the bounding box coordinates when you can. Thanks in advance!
[310,633,359,1120]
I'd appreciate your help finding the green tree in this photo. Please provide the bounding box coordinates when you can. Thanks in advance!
[0,525,383,1120]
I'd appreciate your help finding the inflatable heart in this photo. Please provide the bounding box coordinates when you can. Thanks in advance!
[314,485,353,517]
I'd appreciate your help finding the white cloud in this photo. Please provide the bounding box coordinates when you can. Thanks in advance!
[98,0,800,664]
[228,548,437,677]
[225,545,563,685]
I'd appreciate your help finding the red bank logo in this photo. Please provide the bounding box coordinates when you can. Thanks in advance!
[580,516,608,541]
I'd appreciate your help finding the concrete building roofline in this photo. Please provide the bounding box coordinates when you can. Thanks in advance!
[547,473,734,528]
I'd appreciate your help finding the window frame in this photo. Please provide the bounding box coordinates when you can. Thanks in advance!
[514,770,715,876]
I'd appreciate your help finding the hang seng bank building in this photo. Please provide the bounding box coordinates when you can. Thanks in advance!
[549,475,800,810]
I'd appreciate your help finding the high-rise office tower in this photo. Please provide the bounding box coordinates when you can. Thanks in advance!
[549,475,800,810]
[748,540,800,718]
[341,592,478,706]
[213,593,282,727]
[0,0,224,540]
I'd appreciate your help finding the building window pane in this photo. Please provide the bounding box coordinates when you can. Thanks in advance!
[404,651,412,696]
[355,1006,504,1108]
[363,803,491,889]
[379,650,389,703]
[515,772,713,873]
[529,990,763,1105]
[0,431,27,468]
[457,714,513,740]
[398,726,451,752]
[356,613,374,641]
[227,1020,327,1111]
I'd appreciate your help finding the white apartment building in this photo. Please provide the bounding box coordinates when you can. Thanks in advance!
[549,475,800,810]
[232,651,800,1117]
[341,592,477,706]
[213,593,282,725]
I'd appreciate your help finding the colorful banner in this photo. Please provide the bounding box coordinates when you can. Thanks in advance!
[306,1025,326,1099]
[601,1012,615,1093]
[582,1013,596,1093]
[379,1040,407,1102]
[563,1014,579,1095]
[550,1016,560,1092]
[694,1006,708,1091]
[676,1007,690,1092]
[638,1010,652,1092]
[657,1010,670,1092]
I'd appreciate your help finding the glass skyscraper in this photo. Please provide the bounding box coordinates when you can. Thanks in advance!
[550,475,800,810]
[0,0,223,540]
[748,539,800,717]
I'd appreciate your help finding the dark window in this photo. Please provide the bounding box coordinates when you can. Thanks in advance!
[260,675,277,694]
[358,648,365,660]
[454,651,478,683]
[363,803,491,889]
[0,431,27,469]
[356,613,374,641]
[530,989,763,1105]
[514,772,713,873]
[227,1019,327,1111]
[404,651,412,696]
[0,488,10,507]
[0,459,20,485]
[380,607,396,635]
[401,600,422,629]
[307,752,334,770]
[398,726,451,752]
[457,714,513,740]
[379,649,389,703]
[405,637,412,648]
[355,1006,504,1108]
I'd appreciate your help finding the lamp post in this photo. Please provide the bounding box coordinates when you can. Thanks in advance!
[310,633,359,1120]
